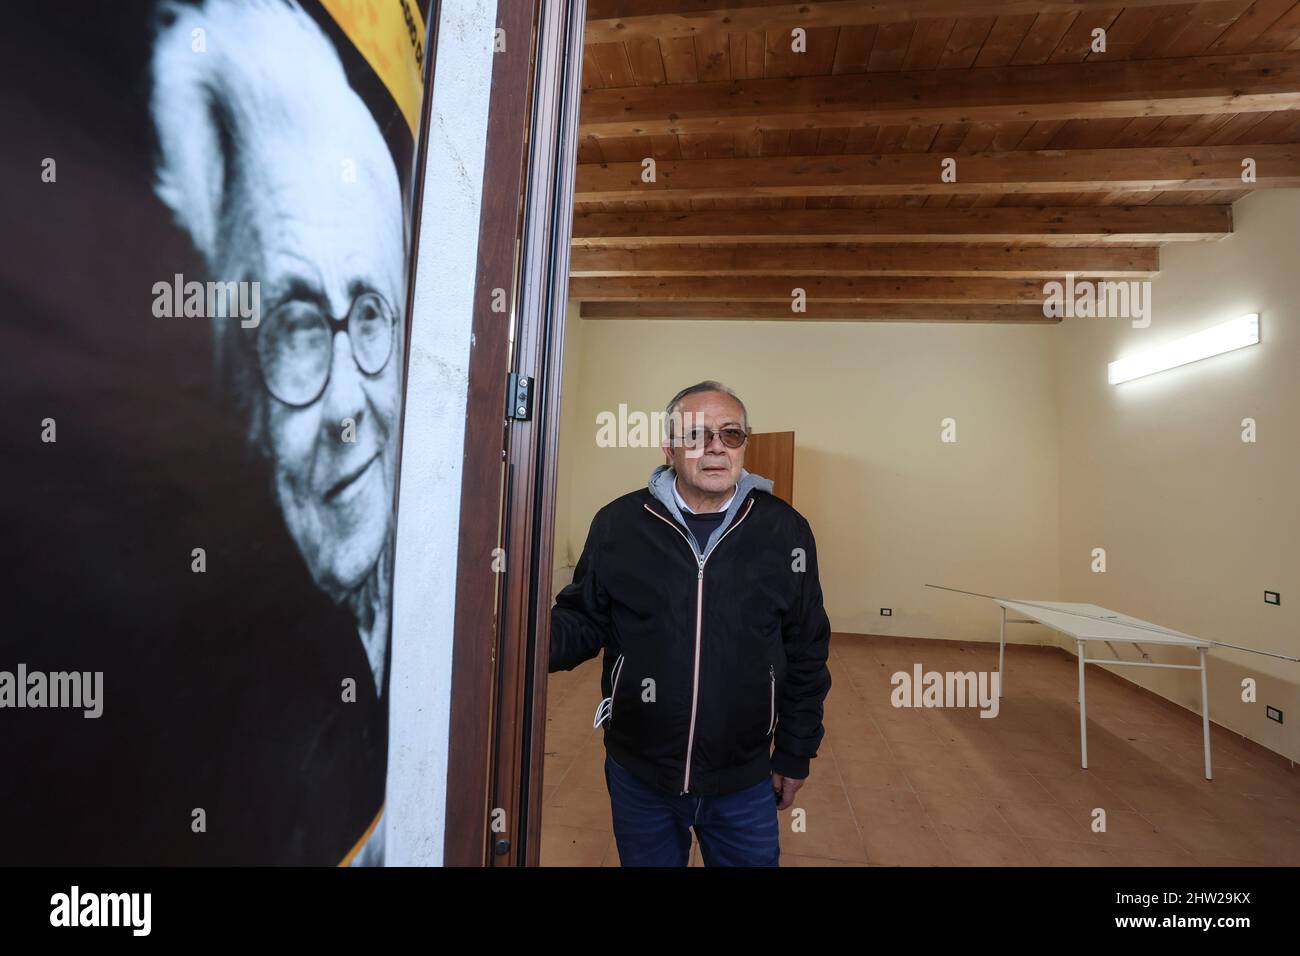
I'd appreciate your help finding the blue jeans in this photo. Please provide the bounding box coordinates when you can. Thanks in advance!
[604,753,780,867]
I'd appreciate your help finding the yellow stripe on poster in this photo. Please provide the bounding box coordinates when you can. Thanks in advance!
[320,0,427,137]
[338,803,386,866]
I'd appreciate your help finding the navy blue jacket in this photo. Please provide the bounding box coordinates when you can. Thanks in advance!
[549,478,832,797]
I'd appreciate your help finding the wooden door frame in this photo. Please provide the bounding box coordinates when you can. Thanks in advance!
[442,0,586,866]
[439,0,535,867]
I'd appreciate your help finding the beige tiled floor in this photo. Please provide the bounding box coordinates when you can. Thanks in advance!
[540,635,1300,867]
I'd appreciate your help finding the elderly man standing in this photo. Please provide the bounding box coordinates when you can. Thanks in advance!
[550,381,832,867]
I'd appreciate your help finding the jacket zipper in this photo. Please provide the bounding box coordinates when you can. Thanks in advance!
[644,497,755,795]
[767,664,776,736]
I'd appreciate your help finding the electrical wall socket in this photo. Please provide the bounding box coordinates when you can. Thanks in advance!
[1266,706,1283,724]
[880,608,892,617]
[1265,590,1280,605]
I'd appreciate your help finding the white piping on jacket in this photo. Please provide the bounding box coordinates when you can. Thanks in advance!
[593,652,625,729]
[767,664,777,737]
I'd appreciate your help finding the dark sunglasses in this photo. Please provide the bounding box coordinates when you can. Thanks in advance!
[677,426,748,450]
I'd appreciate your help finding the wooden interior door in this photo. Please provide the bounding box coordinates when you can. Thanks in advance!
[744,431,795,505]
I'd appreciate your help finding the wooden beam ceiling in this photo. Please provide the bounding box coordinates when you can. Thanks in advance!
[580,52,1300,137]
[573,205,1232,244]
[576,144,1300,201]
[569,244,1160,278]
[585,0,1206,44]
[573,3,1300,322]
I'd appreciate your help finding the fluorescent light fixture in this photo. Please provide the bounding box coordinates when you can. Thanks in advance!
[1108,313,1260,385]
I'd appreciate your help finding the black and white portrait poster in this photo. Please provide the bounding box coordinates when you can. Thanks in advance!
[0,0,435,865]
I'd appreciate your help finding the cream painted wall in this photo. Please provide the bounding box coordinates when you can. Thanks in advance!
[553,300,589,597]
[551,311,1063,648]
[1057,189,1300,763]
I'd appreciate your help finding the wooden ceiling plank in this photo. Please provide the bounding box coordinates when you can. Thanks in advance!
[730,30,766,79]
[578,300,1058,323]
[1203,187,1251,201]
[582,47,604,91]
[1254,1,1300,49]
[804,26,842,74]
[937,16,997,69]
[579,51,1300,138]
[1279,110,1300,139]
[815,127,850,154]
[589,40,637,87]
[903,17,959,71]
[901,124,943,152]
[764,24,839,77]
[1106,115,1170,148]
[584,1,1203,45]
[958,122,1002,153]
[1139,114,1204,146]
[571,275,1054,302]
[568,243,1161,278]
[990,120,1038,150]
[659,35,700,82]
[625,37,667,85]
[873,125,912,154]
[868,20,917,72]
[1145,1,1254,59]
[1046,116,1135,148]
[595,135,654,163]
[735,126,766,159]
[575,144,1300,201]
[1242,107,1300,139]
[1168,111,1238,145]
[929,122,972,153]
[577,136,606,164]
[831,24,878,74]
[571,205,1232,244]
[1010,12,1081,65]
[1196,112,1262,144]
[974,15,1039,67]
[1207,0,1300,53]
[1091,5,1179,59]
[1128,3,1202,60]
[1047,8,1123,62]
[787,128,822,153]
[845,124,883,154]
[693,31,731,82]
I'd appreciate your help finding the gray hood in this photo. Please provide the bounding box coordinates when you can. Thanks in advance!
[648,463,774,560]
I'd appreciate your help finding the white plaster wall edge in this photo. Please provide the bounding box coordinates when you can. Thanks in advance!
[385,0,500,867]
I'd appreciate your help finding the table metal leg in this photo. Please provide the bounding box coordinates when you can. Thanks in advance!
[998,606,1006,698]
[1199,647,1213,781]
[1077,638,1088,770]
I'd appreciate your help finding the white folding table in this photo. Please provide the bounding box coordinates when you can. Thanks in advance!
[994,600,1215,780]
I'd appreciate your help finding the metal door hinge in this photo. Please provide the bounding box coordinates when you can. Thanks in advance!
[506,373,533,421]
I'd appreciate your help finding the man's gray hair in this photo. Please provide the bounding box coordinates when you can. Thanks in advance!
[664,381,749,439]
